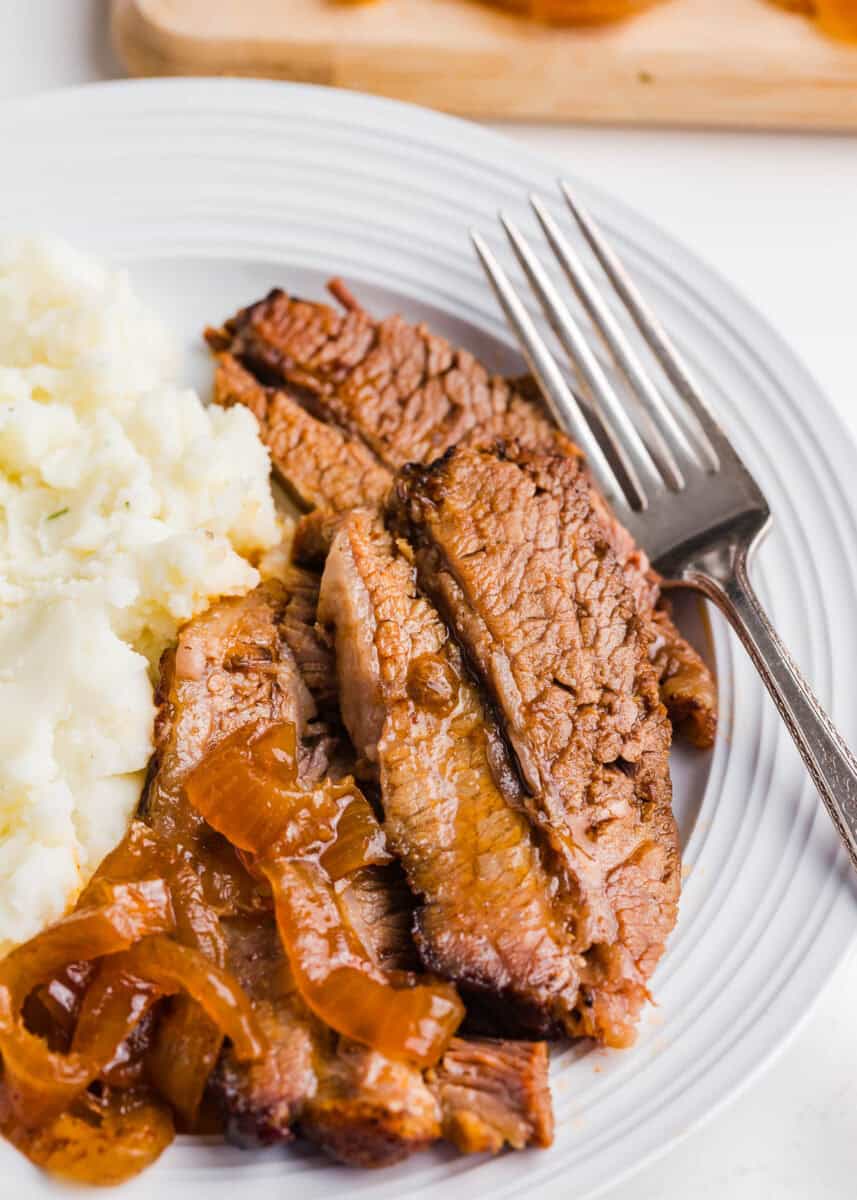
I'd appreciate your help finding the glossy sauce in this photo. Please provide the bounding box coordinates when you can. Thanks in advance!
[185,722,463,1067]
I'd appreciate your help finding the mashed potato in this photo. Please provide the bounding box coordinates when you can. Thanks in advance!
[0,236,280,952]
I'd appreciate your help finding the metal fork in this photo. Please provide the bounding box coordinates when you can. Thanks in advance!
[472,183,857,873]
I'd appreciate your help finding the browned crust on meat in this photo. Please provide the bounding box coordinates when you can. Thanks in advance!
[208,288,717,748]
[391,443,680,1045]
[212,919,325,1148]
[300,1043,441,1168]
[319,511,583,1037]
[147,576,556,1166]
[212,288,556,472]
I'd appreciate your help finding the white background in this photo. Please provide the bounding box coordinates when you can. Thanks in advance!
[3,2,857,1196]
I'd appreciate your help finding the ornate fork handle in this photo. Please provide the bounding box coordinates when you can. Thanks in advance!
[682,540,857,870]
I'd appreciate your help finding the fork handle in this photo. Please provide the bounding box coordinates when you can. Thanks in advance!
[684,543,857,872]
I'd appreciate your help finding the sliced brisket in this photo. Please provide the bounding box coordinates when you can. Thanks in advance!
[586,459,717,749]
[213,917,324,1147]
[318,510,582,1036]
[391,443,680,1045]
[299,1042,441,1168]
[141,582,324,1126]
[215,908,553,1164]
[213,351,389,515]
[209,288,716,747]
[145,580,319,851]
[213,916,444,1166]
[649,606,718,748]
[428,1038,553,1153]
[209,288,555,471]
[275,561,340,716]
[155,583,551,1163]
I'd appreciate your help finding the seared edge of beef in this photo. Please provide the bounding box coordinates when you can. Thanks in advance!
[160,582,552,1163]
[212,918,325,1148]
[210,290,716,747]
[390,443,680,1045]
[299,1043,441,1168]
[319,509,583,1037]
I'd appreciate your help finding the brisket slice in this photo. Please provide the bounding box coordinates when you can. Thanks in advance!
[391,443,680,1046]
[299,1041,442,1168]
[214,916,444,1167]
[162,583,552,1162]
[141,582,325,1125]
[214,351,389,515]
[308,1033,553,1161]
[318,510,582,1037]
[428,1038,553,1153]
[214,917,325,1147]
[648,606,718,748]
[276,561,340,716]
[145,580,321,850]
[216,918,553,1163]
[144,584,433,1162]
[163,585,437,1165]
[208,288,554,471]
[209,288,716,747]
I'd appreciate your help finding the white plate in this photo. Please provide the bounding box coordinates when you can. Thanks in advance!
[1,79,856,1200]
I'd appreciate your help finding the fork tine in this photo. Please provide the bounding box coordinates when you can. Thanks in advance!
[499,214,658,512]
[530,193,692,490]
[470,230,626,510]
[560,182,721,472]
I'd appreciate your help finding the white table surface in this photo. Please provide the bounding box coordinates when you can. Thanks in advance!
[3,2,857,1197]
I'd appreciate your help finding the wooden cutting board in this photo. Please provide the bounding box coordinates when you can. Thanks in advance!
[111,0,857,128]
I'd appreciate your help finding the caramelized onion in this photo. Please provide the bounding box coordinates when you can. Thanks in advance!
[29,961,97,1045]
[319,794,391,881]
[0,965,158,1130]
[264,857,463,1068]
[111,937,265,1063]
[0,1019,94,1129]
[184,722,463,1067]
[100,1009,157,1091]
[100,813,261,920]
[83,821,238,948]
[79,821,168,894]
[146,997,224,1129]
[0,877,173,1010]
[0,877,175,1126]
[92,822,233,1126]
[1,930,263,1133]
[142,861,227,1128]
[0,1083,174,1186]
[185,723,390,868]
[0,822,264,1136]
[183,834,265,917]
[71,965,159,1064]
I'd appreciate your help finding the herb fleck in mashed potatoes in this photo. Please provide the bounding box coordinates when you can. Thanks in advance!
[0,237,280,953]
